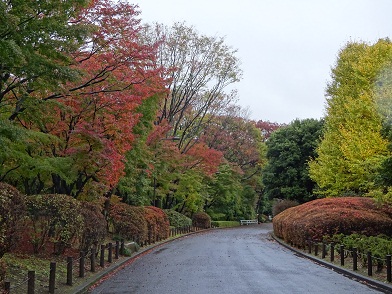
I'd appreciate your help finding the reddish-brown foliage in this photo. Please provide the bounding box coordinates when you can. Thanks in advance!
[0,183,26,258]
[79,201,107,253]
[108,203,148,243]
[273,197,392,247]
[192,212,211,229]
[144,206,170,241]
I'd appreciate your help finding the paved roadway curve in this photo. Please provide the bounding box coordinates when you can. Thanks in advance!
[90,224,383,294]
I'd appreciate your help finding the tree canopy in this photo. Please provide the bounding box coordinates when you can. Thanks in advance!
[262,118,324,203]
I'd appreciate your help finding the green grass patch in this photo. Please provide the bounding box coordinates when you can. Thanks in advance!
[211,221,240,228]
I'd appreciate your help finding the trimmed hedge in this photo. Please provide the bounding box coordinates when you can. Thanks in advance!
[192,212,211,229]
[144,206,170,241]
[79,201,107,253]
[273,197,392,247]
[0,183,26,258]
[109,203,148,243]
[25,194,83,255]
[164,209,192,228]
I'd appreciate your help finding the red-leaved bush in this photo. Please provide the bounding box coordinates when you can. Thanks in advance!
[79,201,107,253]
[192,212,211,229]
[273,197,392,247]
[109,203,148,243]
[144,206,170,242]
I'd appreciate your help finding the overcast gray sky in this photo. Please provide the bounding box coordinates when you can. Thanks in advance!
[135,0,391,124]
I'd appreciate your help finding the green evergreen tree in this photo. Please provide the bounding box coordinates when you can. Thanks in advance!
[263,118,324,203]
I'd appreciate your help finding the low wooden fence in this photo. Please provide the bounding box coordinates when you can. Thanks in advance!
[300,240,392,282]
[3,226,203,293]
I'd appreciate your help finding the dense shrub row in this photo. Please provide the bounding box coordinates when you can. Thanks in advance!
[0,184,182,255]
[0,183,212,289]
[273,197,392,247]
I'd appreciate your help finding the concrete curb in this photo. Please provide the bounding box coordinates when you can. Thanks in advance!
[72,229,211,294]
[271,233,392,294]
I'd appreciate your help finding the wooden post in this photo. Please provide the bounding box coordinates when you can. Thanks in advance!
[108,243,113,263]
[353,248,358,271]
[49,262,56,294]
[340,245,345,266]
[27,270,35,294]
[100,244,105,267]
[387,255,391,282]
[120,239,125,255]
[314,243,318,256]
[79,251,85,278]
[367,252,372,276]
[330,243,334,262]
[67,257,73,286]
[322,243,326,259]
[91,248,96,272]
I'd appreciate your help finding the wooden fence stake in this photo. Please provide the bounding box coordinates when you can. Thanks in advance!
[67,257,73,286]
[27,270,35,294]
[49,262,56,293]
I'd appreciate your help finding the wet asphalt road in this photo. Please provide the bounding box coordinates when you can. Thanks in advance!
[89,224,382,294]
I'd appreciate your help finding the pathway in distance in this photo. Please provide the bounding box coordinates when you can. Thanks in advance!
[90,224,382,294]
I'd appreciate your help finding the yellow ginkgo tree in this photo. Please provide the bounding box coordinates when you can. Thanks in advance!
[309,39,392,197]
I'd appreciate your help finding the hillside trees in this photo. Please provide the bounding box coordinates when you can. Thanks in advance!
[263,118,324,203]
[135,22,250,215]
[309,39,392,197]
[203,108,266,219]
[142,22,242,153]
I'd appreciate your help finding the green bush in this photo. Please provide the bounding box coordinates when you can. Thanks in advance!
[325,233,392,266]
[109,203,148,244]
[164,209,192,228]
[211,221,240,228]
[273,197,392,247]
[25,194,83,255]
[0,183,26,258]
[272,199,299,217]
[79,201,107,253]
[192,212,211,229]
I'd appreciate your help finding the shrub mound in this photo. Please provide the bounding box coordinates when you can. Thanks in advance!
[273,197,392,247]
[164,209,192,228]
[109,203,148,243]
[79,201,107,253]
[0,183,26,258]
[144,206,170,241]
[25,194,83,255]
[192,212,211,229]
